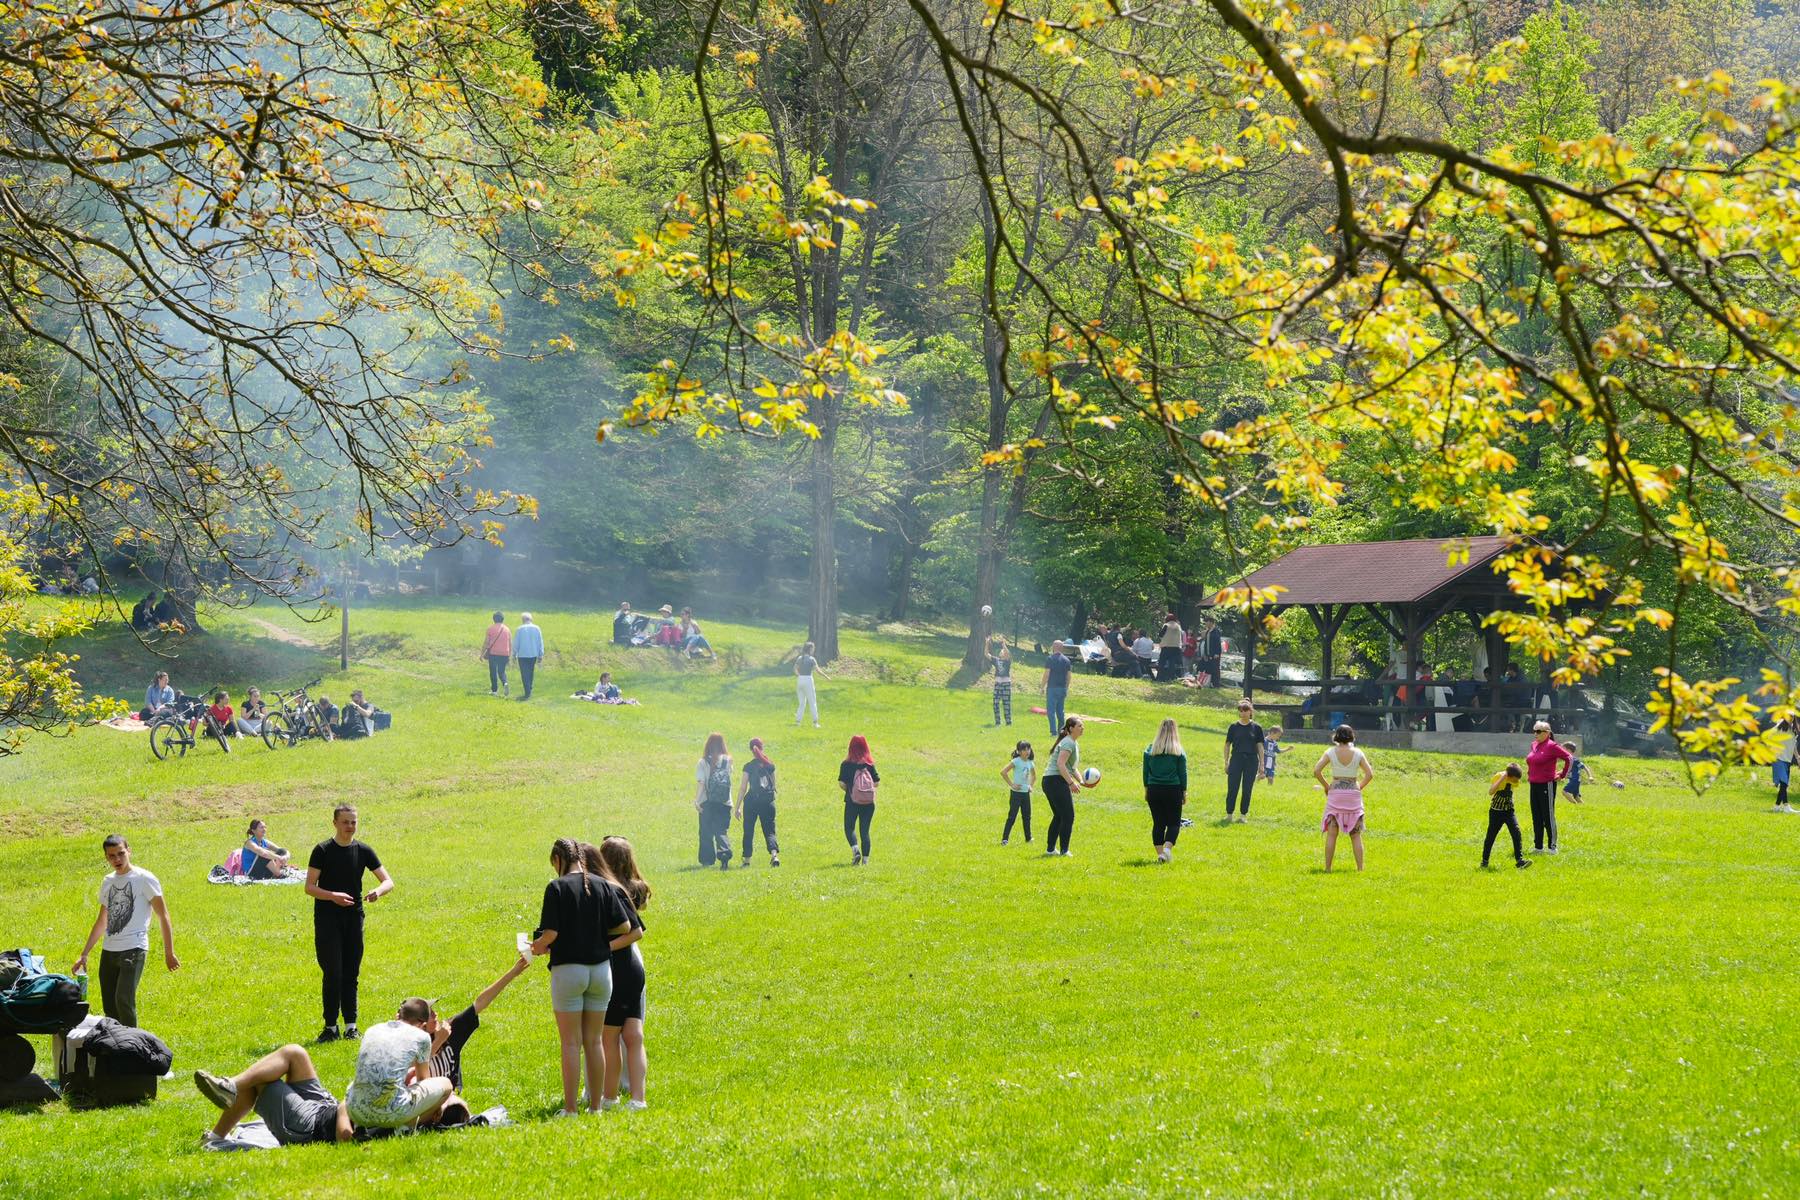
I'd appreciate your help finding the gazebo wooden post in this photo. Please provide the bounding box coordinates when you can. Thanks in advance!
[1241,606,1259,699]
[1307,603,1347,729]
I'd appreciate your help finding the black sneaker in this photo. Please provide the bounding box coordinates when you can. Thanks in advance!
[1516,859,1532,870]
[770,853,780,866]
[317,1025,340,1043]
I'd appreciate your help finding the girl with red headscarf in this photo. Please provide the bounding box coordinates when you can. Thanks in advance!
[837,735,880,865]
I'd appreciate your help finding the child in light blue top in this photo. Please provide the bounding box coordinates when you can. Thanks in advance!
[1000,741,1035,845]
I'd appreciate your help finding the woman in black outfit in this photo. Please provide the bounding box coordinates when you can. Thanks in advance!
[1043,716,1086,856]
[1223,699,1264,821]
[838,735,880,865]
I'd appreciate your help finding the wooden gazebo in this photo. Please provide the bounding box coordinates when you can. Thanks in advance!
[1218,536,1583,733]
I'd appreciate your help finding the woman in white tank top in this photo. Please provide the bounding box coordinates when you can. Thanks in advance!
[1312,724,1374,871]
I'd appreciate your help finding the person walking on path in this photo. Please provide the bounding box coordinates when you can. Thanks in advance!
[1143,718,1187,862]
[794,642,825,727]
[737,737,780,867]
[1041,641,1073,736]
[838,735,880,865]
[513,612,545,700]
[1000,740,1035,845]
[1525,721,1573,853]
[529,838,633,1117]
[480,611,512,697]
[989,639,1015,726]
[1312,725,1373,871]
[1156,614,1184,682]
[1481,764,1532,870]
[1223,699,1265,821]
[694,733,736,869]
[304,805,393,1043]
[1043,717,1085,856]
[71,834,178,1029]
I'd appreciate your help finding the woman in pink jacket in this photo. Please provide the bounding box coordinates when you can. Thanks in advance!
[1525,720,1573,853]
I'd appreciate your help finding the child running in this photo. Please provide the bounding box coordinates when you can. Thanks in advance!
[1483,764,1532,870]
[1561,741,1591,806]
[1000,740,1034,845]
[594,837,651,1111]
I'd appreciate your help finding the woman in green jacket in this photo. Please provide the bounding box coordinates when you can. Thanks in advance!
[1143,717,1188,862]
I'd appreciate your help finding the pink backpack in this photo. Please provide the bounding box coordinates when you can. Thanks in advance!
[225,848,245,876]
[850,765,878,805]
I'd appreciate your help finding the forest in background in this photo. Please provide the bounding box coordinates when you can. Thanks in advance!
[7,0,1800,762]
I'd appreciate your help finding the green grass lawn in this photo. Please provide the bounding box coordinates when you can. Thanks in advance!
[1,599,1796,1198]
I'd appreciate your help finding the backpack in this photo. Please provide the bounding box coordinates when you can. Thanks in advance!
[706,756,733,805]
[0,972,87,1034]
[225,848,245,877]
[850,764,877,805]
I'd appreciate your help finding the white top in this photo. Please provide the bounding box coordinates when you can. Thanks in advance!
[346,1020,430,1113]
[1317,746,1369,784]
[98,866,163,953]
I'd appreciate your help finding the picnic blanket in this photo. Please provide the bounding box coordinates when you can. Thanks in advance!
[206,865,304,886]
[570,694,642,706]
[1027,707,1121,725]
[200,1107,514,1151]
[101,715,152,733]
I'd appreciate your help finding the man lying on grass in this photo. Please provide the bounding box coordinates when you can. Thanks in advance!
[194,1046,354,1147]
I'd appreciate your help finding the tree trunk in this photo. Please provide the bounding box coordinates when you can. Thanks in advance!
[963,469,1003,666]
[807,428,840,661]
[886,531,915,621]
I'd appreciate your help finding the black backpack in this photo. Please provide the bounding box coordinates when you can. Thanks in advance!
[0,973,87,1035]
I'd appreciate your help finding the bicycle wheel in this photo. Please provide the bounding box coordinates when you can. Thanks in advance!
[261,715,286,749]
[150,721,186,760]
[212,722,232,753]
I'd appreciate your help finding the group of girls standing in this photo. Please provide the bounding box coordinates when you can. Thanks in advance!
[530,836,652,1114]
[690,732,882,868]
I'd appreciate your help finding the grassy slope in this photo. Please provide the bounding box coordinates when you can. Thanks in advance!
[0,600,1795,1199]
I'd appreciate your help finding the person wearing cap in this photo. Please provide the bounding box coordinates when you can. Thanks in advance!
[653,604,680,648]
[514,612,545,700]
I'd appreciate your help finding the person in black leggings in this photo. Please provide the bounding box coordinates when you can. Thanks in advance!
[1223,699,1265,822]
[839,735,880,865]
[1043,717,1086,856]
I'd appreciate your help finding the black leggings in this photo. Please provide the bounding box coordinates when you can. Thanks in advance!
[742,795,778,859]
[1528,780,1556,850]
[843,801,874,856]
[1003,790,1031,841]
[313,904,365,1027]
[1225,756,1258,815]
[1483,808,1524,864]
[1043,776,1075,853]
[1146,784,1185,845]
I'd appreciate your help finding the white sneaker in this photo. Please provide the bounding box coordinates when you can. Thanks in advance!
[851,846,862,865]
[599,1098,619,1112]
[626,1099,648,1112]
[553,1109,580,1119]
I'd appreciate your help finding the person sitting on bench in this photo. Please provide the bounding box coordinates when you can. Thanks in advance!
[193,1045,354,1147]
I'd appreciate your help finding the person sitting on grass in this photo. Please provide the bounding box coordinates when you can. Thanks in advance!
[336,689,375,740]
[415,952,533,1126]
[206,690,236,739]
[578,672,638,704]
[194,1044,354,1147]
[679,608,714,658]
[243,819,291,880]
[312,693,340,741]
[344,997,455,1131]
[235,686,268,737]
[141,671,175,720]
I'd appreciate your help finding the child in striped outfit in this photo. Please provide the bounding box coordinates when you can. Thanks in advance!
[1482,763,1532,870]
[990,641,1014,726]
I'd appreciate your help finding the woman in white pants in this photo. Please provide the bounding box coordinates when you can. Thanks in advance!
[794,641,827,727]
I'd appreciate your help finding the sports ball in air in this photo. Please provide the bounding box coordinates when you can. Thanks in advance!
[981,604,993,616]
[1082,766,1101,786]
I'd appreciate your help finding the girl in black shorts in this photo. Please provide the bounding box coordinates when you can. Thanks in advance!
[592,837,651,1110]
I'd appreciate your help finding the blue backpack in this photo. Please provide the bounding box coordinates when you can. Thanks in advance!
[0,972,87,1034]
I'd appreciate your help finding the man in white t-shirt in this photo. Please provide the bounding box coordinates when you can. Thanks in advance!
[72,834,179,1028]
[345,998,453,1129]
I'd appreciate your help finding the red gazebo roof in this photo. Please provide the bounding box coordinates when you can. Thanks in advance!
[1217,536,1513,607]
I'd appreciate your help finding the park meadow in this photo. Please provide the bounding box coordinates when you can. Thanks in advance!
[1,600,1795,1199]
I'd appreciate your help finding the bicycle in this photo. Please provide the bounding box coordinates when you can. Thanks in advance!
[263,679,330,748]
[148,690,232,760]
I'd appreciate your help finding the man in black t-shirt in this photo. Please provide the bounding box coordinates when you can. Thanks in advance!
[416,952,532,1125]
[1223,698,1266,821]
[304,805,394,1043]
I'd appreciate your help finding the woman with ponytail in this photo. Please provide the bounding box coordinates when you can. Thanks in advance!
[1043,716,1085,856]
[590,837,651,1110]
[737,737,780,867]
[529,837,630,1115]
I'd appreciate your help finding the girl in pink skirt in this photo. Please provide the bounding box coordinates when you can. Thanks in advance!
[1312,724,1374,871]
